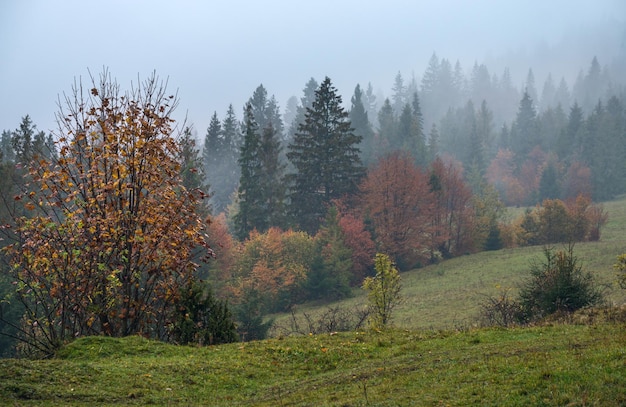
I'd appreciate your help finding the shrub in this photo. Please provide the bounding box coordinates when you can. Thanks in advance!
[518,246,604,320]
[480,287,526,327]
[170,281,238,346]
[363,253,402,330]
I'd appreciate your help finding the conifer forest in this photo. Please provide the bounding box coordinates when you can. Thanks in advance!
[1,2,626,358]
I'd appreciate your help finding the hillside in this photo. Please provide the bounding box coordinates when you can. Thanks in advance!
[1,322,625,406]
[272,196,626,334]
[0,197,625,406]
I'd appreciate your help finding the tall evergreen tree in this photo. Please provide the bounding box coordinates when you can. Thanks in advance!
[589,96,626,199]
[1,130,15,163]
[556,102,584,161]
[179,127,210,217]
[510,91,539,164]
[349,84,375,166]
[391,71,406,114]
[203,107,240,214]
[203,112,223,211]
[376,98,396,159]
[288,78,318,140]
[234,103,263,240]
[540,73,556,110]
[257,122,287,231]
[364,82,378,127]
[428,123,440,163]
[554,77,571,109]
[409,92,427,167]
[287,77,364,234]
[538,160,561,201]
[524,69,538,107]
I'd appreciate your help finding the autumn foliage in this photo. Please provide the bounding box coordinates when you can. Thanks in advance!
[514,195,607,246]
[359,152,434,269]
[3,72,211,354]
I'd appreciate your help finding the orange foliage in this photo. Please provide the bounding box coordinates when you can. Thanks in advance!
[429,156,477,257]
[338,211,376,284]
[5,73,210,346]
[360,152,434,269]
[231,227,315,311]
[562,161,592,200]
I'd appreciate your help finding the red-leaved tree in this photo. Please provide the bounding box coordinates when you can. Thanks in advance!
[429,156,476,258]
[359,152,433,269]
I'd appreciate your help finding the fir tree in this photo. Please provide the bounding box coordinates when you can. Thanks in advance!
[179,127,210,217]
[391,71,406,114]
[287,77,364,234]
[349,84,375,166]
[288,78,318,141]
[257,122,287,231]
[203,108,240,214]
[510,91,539,164]
[376,98,396,159]
[428,123,440,163]
[234,103,263,240]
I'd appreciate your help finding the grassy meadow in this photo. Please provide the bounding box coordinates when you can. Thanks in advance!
[1,323,625,406]
[0,196,625,406]
[273,195,626,333]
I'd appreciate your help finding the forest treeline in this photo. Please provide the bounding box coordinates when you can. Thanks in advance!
[0,54,623,356]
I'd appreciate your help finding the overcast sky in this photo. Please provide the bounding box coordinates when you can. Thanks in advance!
[1,0,625,138]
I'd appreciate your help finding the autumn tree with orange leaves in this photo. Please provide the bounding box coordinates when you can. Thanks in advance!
[360,152,434,269]
[2,71,212,355]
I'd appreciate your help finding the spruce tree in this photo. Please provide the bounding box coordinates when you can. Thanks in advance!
[409,92,427,166]
[179,127,210,216]
[257,122,287,231]
[427,123,440,163]
[349,84,375,166]
[391,71,406,114]
[234,103,263,240]
[510,91,539,164]
[287,77,364,234]
[287,78,318,141]
[234,102,287,239]
[376,98,396,159]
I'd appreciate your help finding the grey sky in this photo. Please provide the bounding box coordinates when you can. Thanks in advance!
[1,0,624,137]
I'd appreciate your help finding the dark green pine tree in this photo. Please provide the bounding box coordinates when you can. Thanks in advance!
[1,130,15,162]
[349,84,375,166]
[11,116,34,164]
[427,123,440,164]
[249,84,284,135]
[538,160,561,201]
[179,127,211,217]
[287,77,365,235]
[556,102,584,162]
[256,122,287,231]
[304,206,352,300]
[203,113,223,210]
[510,91,539,165]
[364,82,378,127]
[234,103,263,240]
[287,78,318,141]
[396,103,413,153]
[203,109,240,215]
[408,92,427,167]
[376,98,396,159]
[391,71,406,114]
[589,96,626,200]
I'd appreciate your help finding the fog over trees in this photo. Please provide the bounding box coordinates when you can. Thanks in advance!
[1,2,625,354]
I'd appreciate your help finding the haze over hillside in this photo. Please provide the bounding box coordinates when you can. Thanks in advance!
[1,0,625,135]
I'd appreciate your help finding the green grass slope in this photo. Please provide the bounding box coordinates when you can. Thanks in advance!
[1,324,625,406]
[0,197,624,406]
[274,196,626,332]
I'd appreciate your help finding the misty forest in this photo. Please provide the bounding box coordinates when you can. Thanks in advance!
[1,33,626,361]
